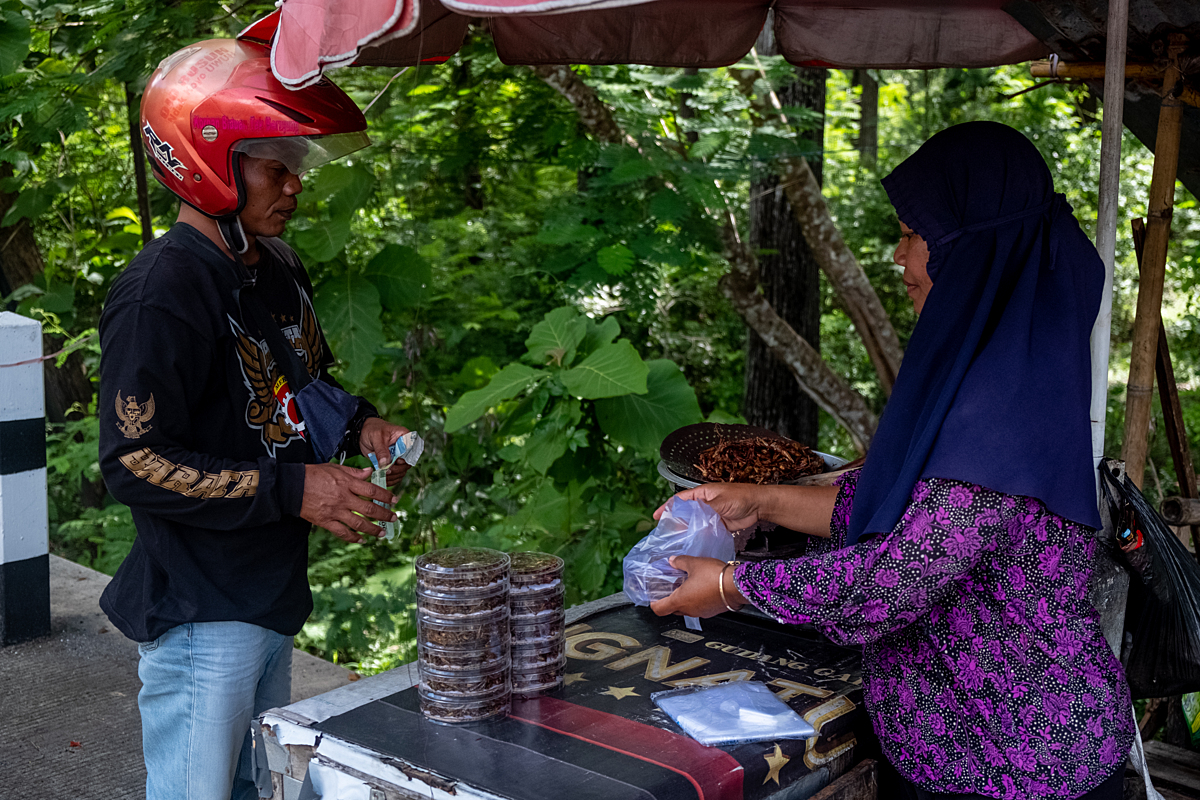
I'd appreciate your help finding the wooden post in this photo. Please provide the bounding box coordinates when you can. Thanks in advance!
[1122,33,1186,489]
[1132,218,1200,559]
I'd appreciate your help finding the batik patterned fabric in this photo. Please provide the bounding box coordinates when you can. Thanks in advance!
[733,470,1133,799]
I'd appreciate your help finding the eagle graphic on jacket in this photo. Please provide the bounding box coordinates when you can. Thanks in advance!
[229,293,323,457]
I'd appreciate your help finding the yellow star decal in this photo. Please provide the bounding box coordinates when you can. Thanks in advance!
[762,744,790,786]
[600,686,640,700]
[563,672,588,686]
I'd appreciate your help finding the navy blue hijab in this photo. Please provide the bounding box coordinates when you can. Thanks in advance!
[846,121,1104,546]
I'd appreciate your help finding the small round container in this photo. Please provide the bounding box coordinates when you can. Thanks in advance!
[511,641,566,671]
[417,584,508,618]
[512,663,565,696]
[510,586,565,620]
[418,684,511,724]
[509,552,565,595]
[419,662,510,696]
[416,548,510,593]
[418,641,509,672]
[419,608,510,649]
[511,610,566,646]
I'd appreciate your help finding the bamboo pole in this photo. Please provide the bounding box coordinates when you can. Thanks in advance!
[1030,61,1160,80]
[1133,218,1200,559]
[1029,61,1200,109]
[1122,34,1187,489]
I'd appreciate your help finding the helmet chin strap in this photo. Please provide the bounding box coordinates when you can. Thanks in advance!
[217,216,250,257]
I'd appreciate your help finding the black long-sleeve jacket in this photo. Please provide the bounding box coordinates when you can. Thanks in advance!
[98,222,366,642]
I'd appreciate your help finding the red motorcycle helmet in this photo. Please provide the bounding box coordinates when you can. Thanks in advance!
[140,38,369,220]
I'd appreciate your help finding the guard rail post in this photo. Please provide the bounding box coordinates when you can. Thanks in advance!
[0,311,50,645]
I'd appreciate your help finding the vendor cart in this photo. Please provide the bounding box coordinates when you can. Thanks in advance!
[258,595,873,800]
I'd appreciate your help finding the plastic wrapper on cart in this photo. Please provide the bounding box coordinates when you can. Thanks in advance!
[652,681,817,746]
[623,497,736,630]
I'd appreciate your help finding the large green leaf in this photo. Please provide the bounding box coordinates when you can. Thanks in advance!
[418,477,461,517]
[365,244,431,311]
[514,478,595,537]
[520,399,581,474]
[571,528,611,593]
[0,9,30,76]
[559,340,648,399]
[444,363,540,432]
[1,177,74,227]
[523,425,570,475]
[313,274,385,387]
[314,163,376,221]
[525,306,587,367]
[578,316,620,358]
[294,218,352,263]
[595,359,703,456]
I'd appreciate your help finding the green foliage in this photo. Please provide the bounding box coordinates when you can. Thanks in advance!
[439,306,701,602]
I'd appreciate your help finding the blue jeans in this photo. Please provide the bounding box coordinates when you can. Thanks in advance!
[138,621,293,800]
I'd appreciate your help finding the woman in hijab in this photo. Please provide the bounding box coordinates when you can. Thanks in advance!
[652,122,1133,799]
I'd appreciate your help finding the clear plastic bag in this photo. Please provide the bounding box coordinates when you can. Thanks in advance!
[623,497,736,630]
[652,681,817,746]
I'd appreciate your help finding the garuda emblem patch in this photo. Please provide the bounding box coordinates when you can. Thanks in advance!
[229,291,323,456]
[115,391,155,439]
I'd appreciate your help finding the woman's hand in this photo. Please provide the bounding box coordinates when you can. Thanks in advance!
[653,483,767,531]
[654,482,840,538]
[650,555,749,619]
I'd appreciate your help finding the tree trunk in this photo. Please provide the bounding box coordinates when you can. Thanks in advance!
[721,219,876,451]
[532,65,626,147]
[126,84,154,246]
[677,67,699,145]
[744,68,825,445]
[730,69,902,394]
[0,165,93,424]
[853,69,879,170]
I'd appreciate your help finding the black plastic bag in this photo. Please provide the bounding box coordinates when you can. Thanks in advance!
[1099,458,1200,698]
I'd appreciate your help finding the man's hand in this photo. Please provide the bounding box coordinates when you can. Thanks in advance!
[360,417,411,485]
[301,463,397,544]
[650,556,747,618]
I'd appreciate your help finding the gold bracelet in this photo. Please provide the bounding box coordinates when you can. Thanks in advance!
[718,562,740,613]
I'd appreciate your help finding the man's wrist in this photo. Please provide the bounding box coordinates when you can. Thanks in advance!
[339,402,378,457]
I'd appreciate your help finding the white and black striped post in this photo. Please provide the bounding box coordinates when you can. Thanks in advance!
[0,312,50,645]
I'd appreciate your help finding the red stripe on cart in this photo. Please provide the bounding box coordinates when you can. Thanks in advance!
[509,696,744,800]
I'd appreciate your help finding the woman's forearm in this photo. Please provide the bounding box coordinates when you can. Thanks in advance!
[758,484,841,537]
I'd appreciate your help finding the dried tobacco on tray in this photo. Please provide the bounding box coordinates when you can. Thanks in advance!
[695,437,824,484]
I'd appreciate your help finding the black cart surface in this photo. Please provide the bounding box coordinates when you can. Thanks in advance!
[258,596,868,800]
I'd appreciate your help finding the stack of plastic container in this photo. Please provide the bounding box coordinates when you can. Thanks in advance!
[416,548,511,723]
[508,552,567,696]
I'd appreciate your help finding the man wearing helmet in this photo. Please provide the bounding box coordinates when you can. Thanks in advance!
[97,38,408,800]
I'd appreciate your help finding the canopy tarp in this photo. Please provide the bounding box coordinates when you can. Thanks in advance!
[240,0,1200,195]
[240,0,1049,90]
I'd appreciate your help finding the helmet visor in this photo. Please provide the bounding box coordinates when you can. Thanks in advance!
[232,131,370,174]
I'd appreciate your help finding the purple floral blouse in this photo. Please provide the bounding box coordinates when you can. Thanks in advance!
[733,470,1133,799]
